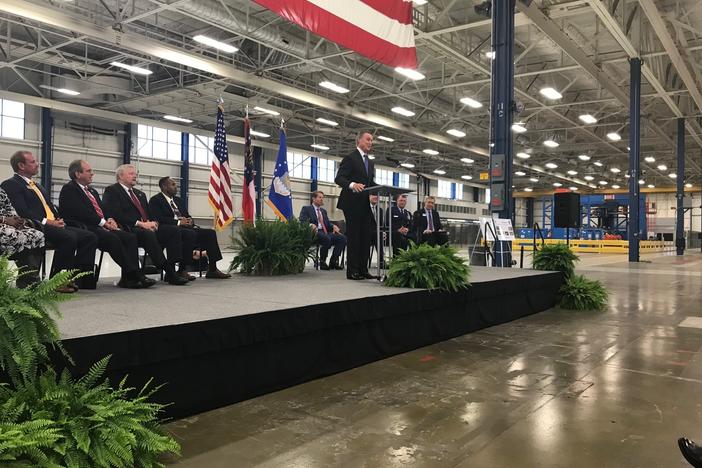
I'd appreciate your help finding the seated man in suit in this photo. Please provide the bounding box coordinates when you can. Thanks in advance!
[369,194,385,268]
[58,159,154,289]
[413,196,448,246]
[299,191,345,270]
[388,194,415,253]
[148,176,230,280]
[2,150,98,292]
[102,165,188,286]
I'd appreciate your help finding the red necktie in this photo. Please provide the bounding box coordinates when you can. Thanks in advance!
[83,187,104,218]
[128,189,148,222]
[317,208,327,234]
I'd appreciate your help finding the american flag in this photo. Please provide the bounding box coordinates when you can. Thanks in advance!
[208,104,233,230]
[241,115,256,223]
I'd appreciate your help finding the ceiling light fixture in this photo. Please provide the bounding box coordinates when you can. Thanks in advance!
[569,187,578,191]
[461,158,474,164]
[669,173,677,179]
[485,51,496,59]
[553,182,563,187]
[686,183,693,188]
[515,171,526,176]
[511,123,527,133]
[529,177,539,183]
[461,175,473,180]
[545,162,558,169]
[38,84,80,96]
[639,179,645,185]
[606,132,622,141]
[254,106,280,116]
[249,130,270,138]
[433,168,446,175]
[524,187,534,192]
[647,184,655,188]
[400,162,415,168]
[391,106,415,117]
[567,170,578,175]
[543,139,559,148]
[193,35,238,53]
[460,97,483,108]
[578,114,597,124]
[163,115,193,123]
[657,164,668,171]
[423,149,439,155]
[612,184,621,189]
[599,180,608,185]
[110,62,152,75]
[516,152,530,159]
[310,144,330,151]
[593,161,603,167]
[610,167,621,173]
[584,175,595,181]
[447,129,466,138]
[578,154,591,161]
[645,156,656,163]
[315,117,339,127]
[395,67,425,81]
[377,135,394,142]
[319,81,350,94]
[540,87,563,100]
[413,0,428,4]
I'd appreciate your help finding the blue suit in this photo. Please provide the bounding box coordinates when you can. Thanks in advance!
[299,204,346,266]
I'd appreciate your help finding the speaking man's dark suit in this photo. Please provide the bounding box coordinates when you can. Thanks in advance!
[2,174,97,276]
[335,149,375,278]
[148,192,223,267]
[413,207,447,246]
[388,205,415,252]
[58,180,140,276]
[102,183,182,270]
[299,204,346,266]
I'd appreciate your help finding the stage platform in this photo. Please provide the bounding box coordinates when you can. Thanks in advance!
[55,267,563,419]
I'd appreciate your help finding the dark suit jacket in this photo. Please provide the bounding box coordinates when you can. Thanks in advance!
[58,181,107,228]
[1,174,59,226]
[413,208,443,234]
[334,149,375,216]
[299,205,334,233]
[389,206,413,231]
[370,204,385,229]
[148,193,190,226]
[102,183,151,228]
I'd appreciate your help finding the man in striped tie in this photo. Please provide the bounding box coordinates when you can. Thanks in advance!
[2,151,97,292]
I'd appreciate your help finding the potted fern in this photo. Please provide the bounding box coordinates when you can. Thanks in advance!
[532,243,608,311]
[229,219,315,275]
[385,243,470,292]
[0,256,180,466]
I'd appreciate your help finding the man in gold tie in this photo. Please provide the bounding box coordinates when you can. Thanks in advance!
[2,150,98,292]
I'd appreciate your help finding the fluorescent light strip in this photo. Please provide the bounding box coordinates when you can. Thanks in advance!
[461,158,474,164]
[433,169,446,175]
[423,149,439,155]
[319,81,349,94]
[39,84,80,96]
[110,61,152,75]
[516,152,530,159]
[545,162,558,169]
[540,87,563,100]
[446,129,466,138]
[377,135,394,142]
[460,97,483,108]
[391,106,415,117]
[311,144,330,151]
[250,130,270,138]
[316,117,339,127]
[512,123,527,133]
[400,162,415,168]
[254,106,280,116]
[395,67,425,81]
[461,175,473,180]
[578,154,591,161]
[193,35,238,53]
[543,139,559,148]
[163,115,193,123]
[578,114,597,124]
[607,132,621,141]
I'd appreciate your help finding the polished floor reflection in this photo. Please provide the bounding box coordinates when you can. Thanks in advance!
[165,251,702,468]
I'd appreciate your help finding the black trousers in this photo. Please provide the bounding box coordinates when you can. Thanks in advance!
[315,231,346,263]
[343,208,372,277]
[391,231,416,253]
[180,227,222,267]
[419,231,448,247]
[44,225,98,275]
[88,227,140,274]
[132,225,182,268]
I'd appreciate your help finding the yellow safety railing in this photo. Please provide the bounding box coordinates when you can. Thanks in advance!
[512,238,675,254]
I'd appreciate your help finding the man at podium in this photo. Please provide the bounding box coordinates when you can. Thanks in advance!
[335,131,375,280]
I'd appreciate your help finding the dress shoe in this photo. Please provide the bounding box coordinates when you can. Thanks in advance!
[67,281,80,292]
[332,264,344,270]
[319,261,330,270]
[137,274,157,288]
[347,273,365,280]
[178,270,197,281]
[678,438,702,467]
[362,272,378,279]
[164,272,189,286]
[117,278,144,289]
[55,284,76,294]
[205,269,231,279]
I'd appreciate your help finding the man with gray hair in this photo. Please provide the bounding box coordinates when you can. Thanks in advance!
[102,164,188,285]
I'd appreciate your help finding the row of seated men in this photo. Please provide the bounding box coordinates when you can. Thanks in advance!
[0,150,230,292]
[299,190,447,270]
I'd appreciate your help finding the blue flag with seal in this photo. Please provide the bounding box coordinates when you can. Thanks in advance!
[266,125,293,221]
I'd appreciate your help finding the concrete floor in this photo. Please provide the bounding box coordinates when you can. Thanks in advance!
[164,251,702,468]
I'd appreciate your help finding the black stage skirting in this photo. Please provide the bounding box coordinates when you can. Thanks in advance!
[56,271,562,419]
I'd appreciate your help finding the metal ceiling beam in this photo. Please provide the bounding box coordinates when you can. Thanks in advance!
[0,0,489,157]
